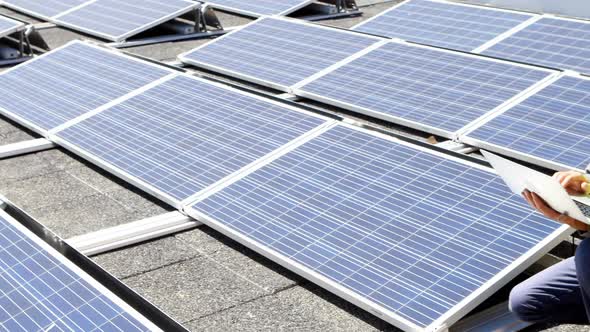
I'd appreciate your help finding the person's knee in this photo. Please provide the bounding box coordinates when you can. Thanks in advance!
[575,238,590,280]
[509,282,548,323]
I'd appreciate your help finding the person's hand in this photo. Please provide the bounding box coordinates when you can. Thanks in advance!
[553,170,589,195]
[522,190,588,231]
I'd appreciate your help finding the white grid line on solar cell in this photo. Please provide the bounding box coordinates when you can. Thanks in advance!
[0,209,160,331]
[481,16,590,75]
[205,0,313,17]
[187,123,571,331]
[178,17,384,92]
[53,0,198,42]
[1,0,91,20]
[0,15,25,38]
[52,73,331,208]
[351,0,535,52]
[295,41,555,138]
[0,41,173,135]
[462,73,590,172]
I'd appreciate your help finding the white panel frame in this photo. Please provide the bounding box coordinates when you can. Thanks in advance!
[293,39,558,139]
[50,71,336,209]
[0,40,176,136]
[0,14,26,38]
[206,0,314,17]
[0,207,163,331]
[184,122,574,332]
[178,16,384,93]
[51,0,199,42]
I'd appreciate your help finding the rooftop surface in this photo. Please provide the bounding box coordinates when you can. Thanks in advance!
[0,1,585,331]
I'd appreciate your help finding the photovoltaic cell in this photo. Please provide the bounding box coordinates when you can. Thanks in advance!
[0,16,24,38]
[482,17,590,75]
[353,0,533,52]
[2,0,89,19]
[54,0,196,42]
[465,75,590,171]
[0,41,172,133]
[297,42,552,136]
[55,75,327,204]
[206,0,312,16]
[179,17,382,91]
[0,210,159,331]
[189,125,566,329]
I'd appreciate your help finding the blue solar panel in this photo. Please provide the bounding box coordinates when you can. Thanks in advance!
[296,42,552,136]
[189,125,566,330]
[55,74,328,204]
[207,0,312,16]
[353,0,534,52]
[179,17,382,91]
[482,17,590,75]
[0,41,172,133]
[0,15,24,38]
[0,210,159,331]
[2,0,88,18]
[54,0,196,42]
[465,75,590,171]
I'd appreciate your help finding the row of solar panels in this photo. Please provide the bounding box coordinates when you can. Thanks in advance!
[0,0,198,41]
[0,202,163,331]
[0,41,571,332]
[178,16,590,173]
[354,0,590,75]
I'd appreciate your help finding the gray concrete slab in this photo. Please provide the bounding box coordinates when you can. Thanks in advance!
[184,283,398,332]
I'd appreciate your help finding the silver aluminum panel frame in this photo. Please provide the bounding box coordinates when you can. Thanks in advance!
[178,16,383,93]
[0,40,177,136]
[50,71,335,210]
[0,15,26,38]
[205,0,314,18]
[184,122,574,332]
[52,1,199,42]
[293,39,558,140]
[0,207,163,332]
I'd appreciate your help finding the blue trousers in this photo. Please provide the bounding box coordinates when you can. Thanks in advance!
[510,238,590,324]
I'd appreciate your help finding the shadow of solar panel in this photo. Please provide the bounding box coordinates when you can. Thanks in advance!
[353,0,533,52]
[2,0,89,19]
[0,15,24,38]
[482,17,590,75]
[464,75,590,171]
[206,0,313,16]
[179,17,382,91]
[0,41,172,133]
[188,124,569,331]
[0,210,160,331]
[296,41,553,137]
[53,0,197,42]
[54,74,328,206]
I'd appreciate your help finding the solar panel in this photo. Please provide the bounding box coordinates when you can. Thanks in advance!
[295,41,554,137]
[0,209,161,331]
[0,15,25,38]
[53,0,197,42]
[179,17,383,91]
[0,41,173,134]
[206,0,313,17]
[187,124,570,331]
[53,74,330,207]
[352,0,534,52]
[481,17,590,75]
[2,0,89,19]
[462,74,590,171]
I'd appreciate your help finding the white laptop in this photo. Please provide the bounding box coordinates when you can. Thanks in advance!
[483,151,590,225]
